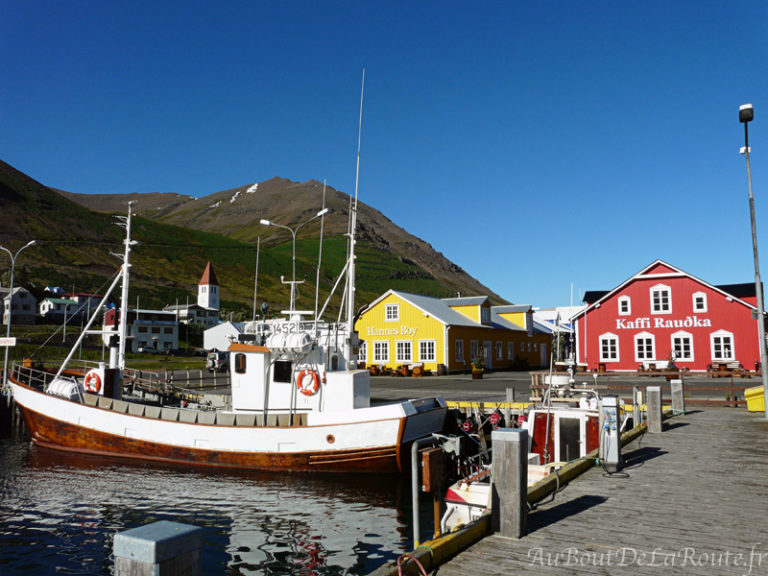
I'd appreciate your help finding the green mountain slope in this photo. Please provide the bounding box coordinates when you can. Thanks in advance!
[2,159,507,321]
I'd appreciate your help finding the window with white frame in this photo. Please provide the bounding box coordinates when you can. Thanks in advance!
[419,340,436,362]
[470,340,479,362]
[385,303,399,321]
[359,341,367,363]
[373,341,389,363]
[599,333,619,362]
[618,296,631,316]
[395,341,412,363]
[507,342,514,360]
[711,330,734,361]
[671,331,693,362]
[634,332,655,361]
[650,284,671,314]
[481,307,490,324]
[495,341,503,360]
[692,292,707,313]
[455,340,464,363]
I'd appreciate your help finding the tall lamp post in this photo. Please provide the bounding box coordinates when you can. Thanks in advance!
[1,240,36,388]
[260,208,329,313]
[739,103,768,419]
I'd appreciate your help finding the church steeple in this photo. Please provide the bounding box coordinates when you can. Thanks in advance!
[198,261,219,310]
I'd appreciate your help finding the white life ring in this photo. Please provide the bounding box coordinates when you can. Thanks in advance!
[84,371,102,394]
[296,370,320,396]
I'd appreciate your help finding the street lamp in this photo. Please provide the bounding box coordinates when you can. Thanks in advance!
[260,208,329,312]
[1,239,36,388]
[739,103,768,419]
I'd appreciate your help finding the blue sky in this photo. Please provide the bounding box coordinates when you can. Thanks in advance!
[2,1,768,308]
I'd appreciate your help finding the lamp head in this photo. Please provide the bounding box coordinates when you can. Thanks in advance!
[259,219,271,226]
[740,103,754,124]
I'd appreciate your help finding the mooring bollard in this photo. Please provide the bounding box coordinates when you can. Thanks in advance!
[491,428,528,539]
[647,386,663,433]
[114,520,203,576]
[670,379,685,415]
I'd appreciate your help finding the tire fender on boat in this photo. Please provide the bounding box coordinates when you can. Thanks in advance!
[84,370,102,394]
[296,370,320,396]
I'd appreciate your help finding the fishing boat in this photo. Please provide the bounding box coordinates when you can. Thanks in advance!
[440,361,627,531]
[7,90,448,472]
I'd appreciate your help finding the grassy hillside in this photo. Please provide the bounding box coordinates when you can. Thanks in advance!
[0,159,471,323]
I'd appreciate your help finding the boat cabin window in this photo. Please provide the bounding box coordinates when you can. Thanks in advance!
[273,360,293,383]
[234,353,246,374]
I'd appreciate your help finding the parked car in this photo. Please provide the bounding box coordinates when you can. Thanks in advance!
[206,350,229,373]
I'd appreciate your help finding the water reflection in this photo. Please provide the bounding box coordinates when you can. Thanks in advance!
[0,437,416,575]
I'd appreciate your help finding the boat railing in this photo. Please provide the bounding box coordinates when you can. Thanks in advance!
[10,360,62,391]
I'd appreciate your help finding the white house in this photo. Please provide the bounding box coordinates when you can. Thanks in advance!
[1,287,37,326]
[204,321,244,351]
[102,307,179,353]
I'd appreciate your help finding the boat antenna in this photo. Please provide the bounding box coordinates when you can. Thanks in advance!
[345,69,364,368]
[314,179,327,326]
[115,202,136,370]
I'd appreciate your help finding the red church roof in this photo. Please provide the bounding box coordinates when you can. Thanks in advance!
[199,261,219,286]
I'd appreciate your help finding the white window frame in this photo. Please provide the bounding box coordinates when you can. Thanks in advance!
[395,340,412,363]
[470,340,479,362]
[650,283,671,314]
[507,342,514,360]
[495,341,503,360]
[455,340,464,363]
[359,341,367,363]
[419,340,436,362]
[618,296,631,316]
[481,307,490,324]
[373,341,389,363]
[711,330,734,361]
[671,331,694,362]
[385,303,399,322]
[599,332,619,362]
[692,291,707,313]
[634,331,656,362]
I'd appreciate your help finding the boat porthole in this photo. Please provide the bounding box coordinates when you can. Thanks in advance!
[326,434,335,444]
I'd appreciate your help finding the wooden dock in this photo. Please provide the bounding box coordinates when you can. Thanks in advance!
[435,407,768,575]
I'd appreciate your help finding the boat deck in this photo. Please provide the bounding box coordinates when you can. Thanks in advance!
[435,407,768,575]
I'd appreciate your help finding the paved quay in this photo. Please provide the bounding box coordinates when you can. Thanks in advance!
[432,406,768,576]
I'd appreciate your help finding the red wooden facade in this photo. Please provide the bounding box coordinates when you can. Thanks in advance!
[572,261,763,372]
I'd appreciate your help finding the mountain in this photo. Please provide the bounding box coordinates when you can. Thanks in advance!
[61,178,506,305]
[1,159,507,319]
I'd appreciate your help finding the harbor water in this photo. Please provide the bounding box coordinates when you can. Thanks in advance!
[0,432,426,575]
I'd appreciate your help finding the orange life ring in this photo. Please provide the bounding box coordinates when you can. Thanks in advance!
[84,371,102,394]
[296,370,320,396]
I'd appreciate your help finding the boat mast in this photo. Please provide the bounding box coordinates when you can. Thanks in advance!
[116,202,135,371]
[345,70,364,368]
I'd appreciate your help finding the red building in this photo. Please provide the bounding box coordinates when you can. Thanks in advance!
[572,260,764,372]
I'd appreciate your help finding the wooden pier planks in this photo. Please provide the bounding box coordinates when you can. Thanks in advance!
[435,407,768,575]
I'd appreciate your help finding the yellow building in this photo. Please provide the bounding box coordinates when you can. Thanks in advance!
[355,290,551,374]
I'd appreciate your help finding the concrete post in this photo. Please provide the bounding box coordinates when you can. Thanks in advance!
[670,379,685,415]
[491,428,528,538]
[114,520,203,576]
[647,386,663,433]
[632,385,640,427]
[504,387,514,427]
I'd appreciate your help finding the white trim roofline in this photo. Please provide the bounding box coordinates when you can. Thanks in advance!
[572,259,758,321]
